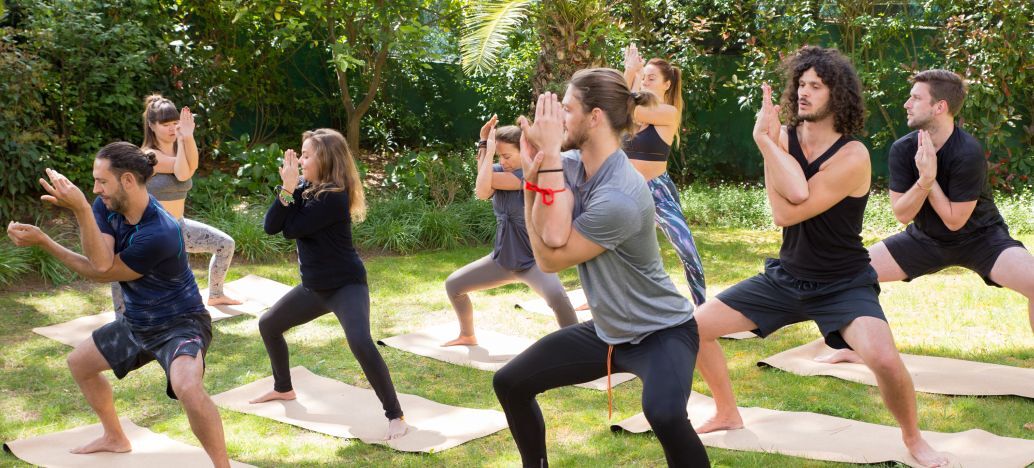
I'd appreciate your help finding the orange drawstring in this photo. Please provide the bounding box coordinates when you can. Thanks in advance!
[607,344,614,419]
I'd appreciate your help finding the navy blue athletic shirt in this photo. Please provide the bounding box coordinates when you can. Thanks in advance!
[93,196,205,328]
[264,181,367,290]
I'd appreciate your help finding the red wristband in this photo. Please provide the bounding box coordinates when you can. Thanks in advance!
[525,180,566,206]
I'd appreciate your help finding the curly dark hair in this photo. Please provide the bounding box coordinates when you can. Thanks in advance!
[780,46,866,136]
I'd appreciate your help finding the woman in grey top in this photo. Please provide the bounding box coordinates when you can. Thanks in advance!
[133,94,241,306]
[441,118,577,347]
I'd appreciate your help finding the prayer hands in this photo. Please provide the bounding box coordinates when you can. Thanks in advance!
[484,126,497,164]
[40,168,89,213]
[624,43,644,75]
[517,92,564,184]
[279,149,300,192]
[752,83,782,143]
[517,131,543,184]
[479,114,498,141]
[7,221,47,247]
[176,107,195,139]
[915,129,937,186]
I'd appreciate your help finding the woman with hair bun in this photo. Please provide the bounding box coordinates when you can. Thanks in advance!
[133,94,242,307]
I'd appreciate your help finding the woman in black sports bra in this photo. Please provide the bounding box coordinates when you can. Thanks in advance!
[622,44,707,305]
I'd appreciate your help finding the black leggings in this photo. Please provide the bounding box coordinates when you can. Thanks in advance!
[258,283,403,420]
[493,320,709,467]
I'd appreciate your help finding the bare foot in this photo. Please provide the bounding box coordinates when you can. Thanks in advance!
[905,436,950,467]
[694,413,744,434]
[441,335,477,347]
[70,434,132,454]
[385,417,410,440]
[249,389,296,404]
[574,303,590,311]
[814,348,864,364]
[207,294,243,306]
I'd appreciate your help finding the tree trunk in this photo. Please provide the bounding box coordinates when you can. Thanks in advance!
[346,114,362,156]
[531,0,611,97]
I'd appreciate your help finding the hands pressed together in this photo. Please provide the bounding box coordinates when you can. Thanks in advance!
[517,92,564,185]
[753,83,782,144]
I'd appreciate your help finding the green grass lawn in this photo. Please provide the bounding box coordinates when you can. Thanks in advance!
[2,228,1032,467]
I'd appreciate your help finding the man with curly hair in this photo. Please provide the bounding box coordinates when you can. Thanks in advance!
[816,70,1034,351]
[691,47,948,467]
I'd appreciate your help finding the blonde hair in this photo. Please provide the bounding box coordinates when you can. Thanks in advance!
[302,129,367,222]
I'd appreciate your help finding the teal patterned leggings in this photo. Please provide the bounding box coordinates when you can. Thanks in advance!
[648,173,706,305]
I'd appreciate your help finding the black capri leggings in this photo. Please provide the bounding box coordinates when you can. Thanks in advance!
[258,283,403,420]
[493,319,709,467]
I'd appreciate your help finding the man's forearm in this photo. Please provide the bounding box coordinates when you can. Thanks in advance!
[529,170,573,248]
[757,135,808,203]
[40,236,109,282]
[73,207,114,271]
[891,182,930,224]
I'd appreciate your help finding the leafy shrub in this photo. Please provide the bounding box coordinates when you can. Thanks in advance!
[0,240,32,286]
[382,147,477,207]
[354,197,425,254]
[212,134,284,196]
[451,199,496,244]
[418,206,466,250]
[681,183,773,230]
[195,200,293,262]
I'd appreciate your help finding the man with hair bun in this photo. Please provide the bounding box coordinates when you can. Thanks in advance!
[690,47,948,467]
[6,142,229,467]
[492,68,709,467]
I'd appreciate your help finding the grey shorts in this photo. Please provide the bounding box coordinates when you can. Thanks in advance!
[716,258,885,349]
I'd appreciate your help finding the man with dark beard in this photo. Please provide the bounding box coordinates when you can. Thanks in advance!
[817,70,1034,367]
[689,47,949,467]
[7,142,229,467]
[491,68,710,467]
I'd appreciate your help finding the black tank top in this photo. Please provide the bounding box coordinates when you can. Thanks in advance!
[624,125,670,162]
[779,127,870,282]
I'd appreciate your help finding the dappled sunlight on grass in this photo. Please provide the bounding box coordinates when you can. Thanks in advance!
[2,229,1032,466]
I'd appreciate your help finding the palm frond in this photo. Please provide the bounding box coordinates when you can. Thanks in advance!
[460,0,534,75]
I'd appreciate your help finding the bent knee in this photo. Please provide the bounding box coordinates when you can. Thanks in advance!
[644,400,688,429]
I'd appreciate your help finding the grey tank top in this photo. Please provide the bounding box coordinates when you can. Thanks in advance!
[147,173,192,201]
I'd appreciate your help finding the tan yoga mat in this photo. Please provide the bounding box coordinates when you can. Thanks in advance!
[211,366,507,453]
[515,288,592,322]
[516,290,755,340]
[758,338,1034,398]
[611,392,1034,467]
[377,323,636,390]
[31,275,293,347]
[2,417,254,467]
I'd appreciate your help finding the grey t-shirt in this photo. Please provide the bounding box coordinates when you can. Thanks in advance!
[562,149,693,345]
[491,165,535,271]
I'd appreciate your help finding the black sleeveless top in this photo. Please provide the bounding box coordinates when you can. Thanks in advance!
[779,127,870,282]
[624,125,670,162]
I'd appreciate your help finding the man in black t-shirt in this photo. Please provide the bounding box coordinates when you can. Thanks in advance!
[820,70,1033,366]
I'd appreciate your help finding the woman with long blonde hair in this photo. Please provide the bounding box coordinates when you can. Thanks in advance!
[253,128,407,440]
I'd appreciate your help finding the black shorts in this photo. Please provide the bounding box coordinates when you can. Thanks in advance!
[716,258,885,349]
[883,223,1025,287]
[92,312,212,399]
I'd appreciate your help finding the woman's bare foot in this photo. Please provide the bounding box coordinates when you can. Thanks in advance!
[70,434,132,454]
[249,389,296,404]
[905,435,950,467]
[814,348,864,364]
[441,335,477,347]
[574,303,590,311]
[385,417,410,440]
[694,412,745,434]
[207,294,243,306]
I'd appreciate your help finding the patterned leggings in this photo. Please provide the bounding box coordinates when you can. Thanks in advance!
[112,217,236,312]
[648,173,706,305]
